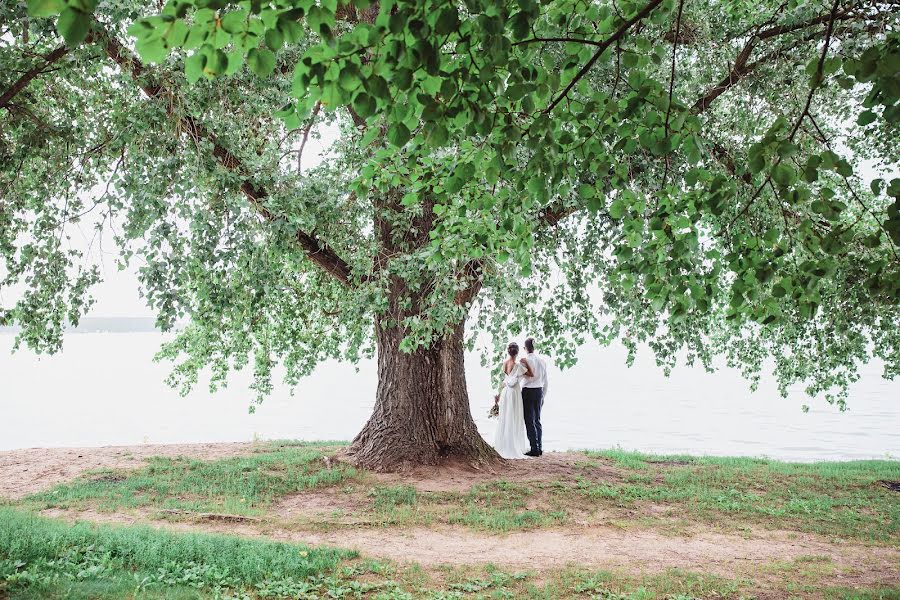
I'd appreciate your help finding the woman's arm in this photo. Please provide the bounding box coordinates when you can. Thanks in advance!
[520,357,534,378]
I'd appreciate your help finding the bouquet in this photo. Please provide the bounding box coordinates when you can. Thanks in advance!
[488,403,499,419]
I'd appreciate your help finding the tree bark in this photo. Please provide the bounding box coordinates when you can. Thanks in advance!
[346,319,498,470]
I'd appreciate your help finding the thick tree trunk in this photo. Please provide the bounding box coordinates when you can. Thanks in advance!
[346,320,498,470]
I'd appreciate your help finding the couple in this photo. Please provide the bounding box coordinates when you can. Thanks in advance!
[493,337,549,459]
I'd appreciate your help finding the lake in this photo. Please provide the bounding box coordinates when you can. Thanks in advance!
[1,331,898,461]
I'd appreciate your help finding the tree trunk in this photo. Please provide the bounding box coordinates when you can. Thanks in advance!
[346,319,498,471]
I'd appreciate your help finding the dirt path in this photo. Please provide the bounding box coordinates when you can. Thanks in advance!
[42,507,900,586]
[0,442,255,500]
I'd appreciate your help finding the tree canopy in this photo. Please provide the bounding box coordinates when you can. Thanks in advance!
[2,0,899,413]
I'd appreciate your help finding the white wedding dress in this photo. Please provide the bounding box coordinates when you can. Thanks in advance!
[493,362,530,459]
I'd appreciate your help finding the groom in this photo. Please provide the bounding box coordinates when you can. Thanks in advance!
[520,337,547,457]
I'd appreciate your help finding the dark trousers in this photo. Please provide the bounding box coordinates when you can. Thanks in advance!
[522,387,543,453]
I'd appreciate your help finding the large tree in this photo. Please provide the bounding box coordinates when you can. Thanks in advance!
[1,0,898,469]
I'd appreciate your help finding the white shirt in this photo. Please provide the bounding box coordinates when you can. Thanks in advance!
[522,352,548,390]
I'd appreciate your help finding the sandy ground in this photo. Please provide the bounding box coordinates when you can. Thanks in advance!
[0,442,255,500]
[4,442,899,588]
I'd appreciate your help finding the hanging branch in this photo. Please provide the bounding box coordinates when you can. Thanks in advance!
[297,100,322,174]
[91,25,355,286]
[806,113,900,262]
[691,4,867,114]
[725,0,842,231]
[0,45,68,108]
[544,0,664,114]
[661,0,686,188]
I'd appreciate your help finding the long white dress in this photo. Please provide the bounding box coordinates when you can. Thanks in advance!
[493,362,530,459]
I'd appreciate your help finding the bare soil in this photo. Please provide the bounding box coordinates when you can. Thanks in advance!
[364,450,623,491]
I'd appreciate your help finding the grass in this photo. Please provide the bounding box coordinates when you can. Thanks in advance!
[0,507,356,599]
[7,442,899,597]
[22,443,899,542]
[0,507,760,599]
[26,441,356,516]
[576,449,900,541]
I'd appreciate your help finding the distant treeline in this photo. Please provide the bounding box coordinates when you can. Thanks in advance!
[0,317,160,334]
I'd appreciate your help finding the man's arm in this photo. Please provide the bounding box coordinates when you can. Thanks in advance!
[541,358,549,401]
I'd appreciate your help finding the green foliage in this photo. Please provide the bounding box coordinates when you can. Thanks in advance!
[4,0,900,410]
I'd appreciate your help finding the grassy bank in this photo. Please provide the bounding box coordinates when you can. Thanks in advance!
[2,508,898,599]
[0,507,360,599]
[25,442,356,516]
[23,442,900,542]
[4,442,899,598]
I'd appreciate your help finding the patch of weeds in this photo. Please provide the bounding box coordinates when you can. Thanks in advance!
[823,587,900,600]
[447,508,565,532]
[372,485,418,508]
[563,567,749,599]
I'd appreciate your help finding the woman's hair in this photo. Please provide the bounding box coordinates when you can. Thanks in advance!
[507,342,519,357]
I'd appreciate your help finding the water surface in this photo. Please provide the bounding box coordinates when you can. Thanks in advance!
[1,332,897,461]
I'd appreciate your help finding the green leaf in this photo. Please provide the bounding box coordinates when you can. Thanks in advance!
[265,28,284,51]
[835,159,853,178]
[425,123,449,147]
[434,7,460,35]
[247,48,276,77]
[307,6,334,36]
[184,52,205,83]
[136,38,167,63]
[57,8,91,46]
[870,178,883,196]
[220,9,248,34]
[26,0,65,18]
[352,92,376,119]
[339,65,362,91]
[857,110,877,126]
[387,123,411,147]
[771,163,795,187]
[277,18,304,44]
[749,153,766,174]
[608,199,626,220]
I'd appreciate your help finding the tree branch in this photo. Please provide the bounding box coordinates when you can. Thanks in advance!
[0,45,68,108]
[544,0,665,114]
[92,25,355,286]
[726,0,842,231]
[691,4,865,114]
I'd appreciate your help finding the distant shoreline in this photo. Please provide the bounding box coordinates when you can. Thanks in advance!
[0,317,161,334]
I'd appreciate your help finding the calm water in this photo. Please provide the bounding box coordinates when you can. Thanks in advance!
[1,332,898,461]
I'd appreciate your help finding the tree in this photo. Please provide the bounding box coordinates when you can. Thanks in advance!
[1,0,898,469]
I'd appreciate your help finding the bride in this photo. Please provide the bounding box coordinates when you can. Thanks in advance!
[492,342,533,459]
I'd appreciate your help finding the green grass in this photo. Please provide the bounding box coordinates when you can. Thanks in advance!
[579,449,900,541]
[22,442,900,542]
[26,442,356,516]
[0,507,354,599]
